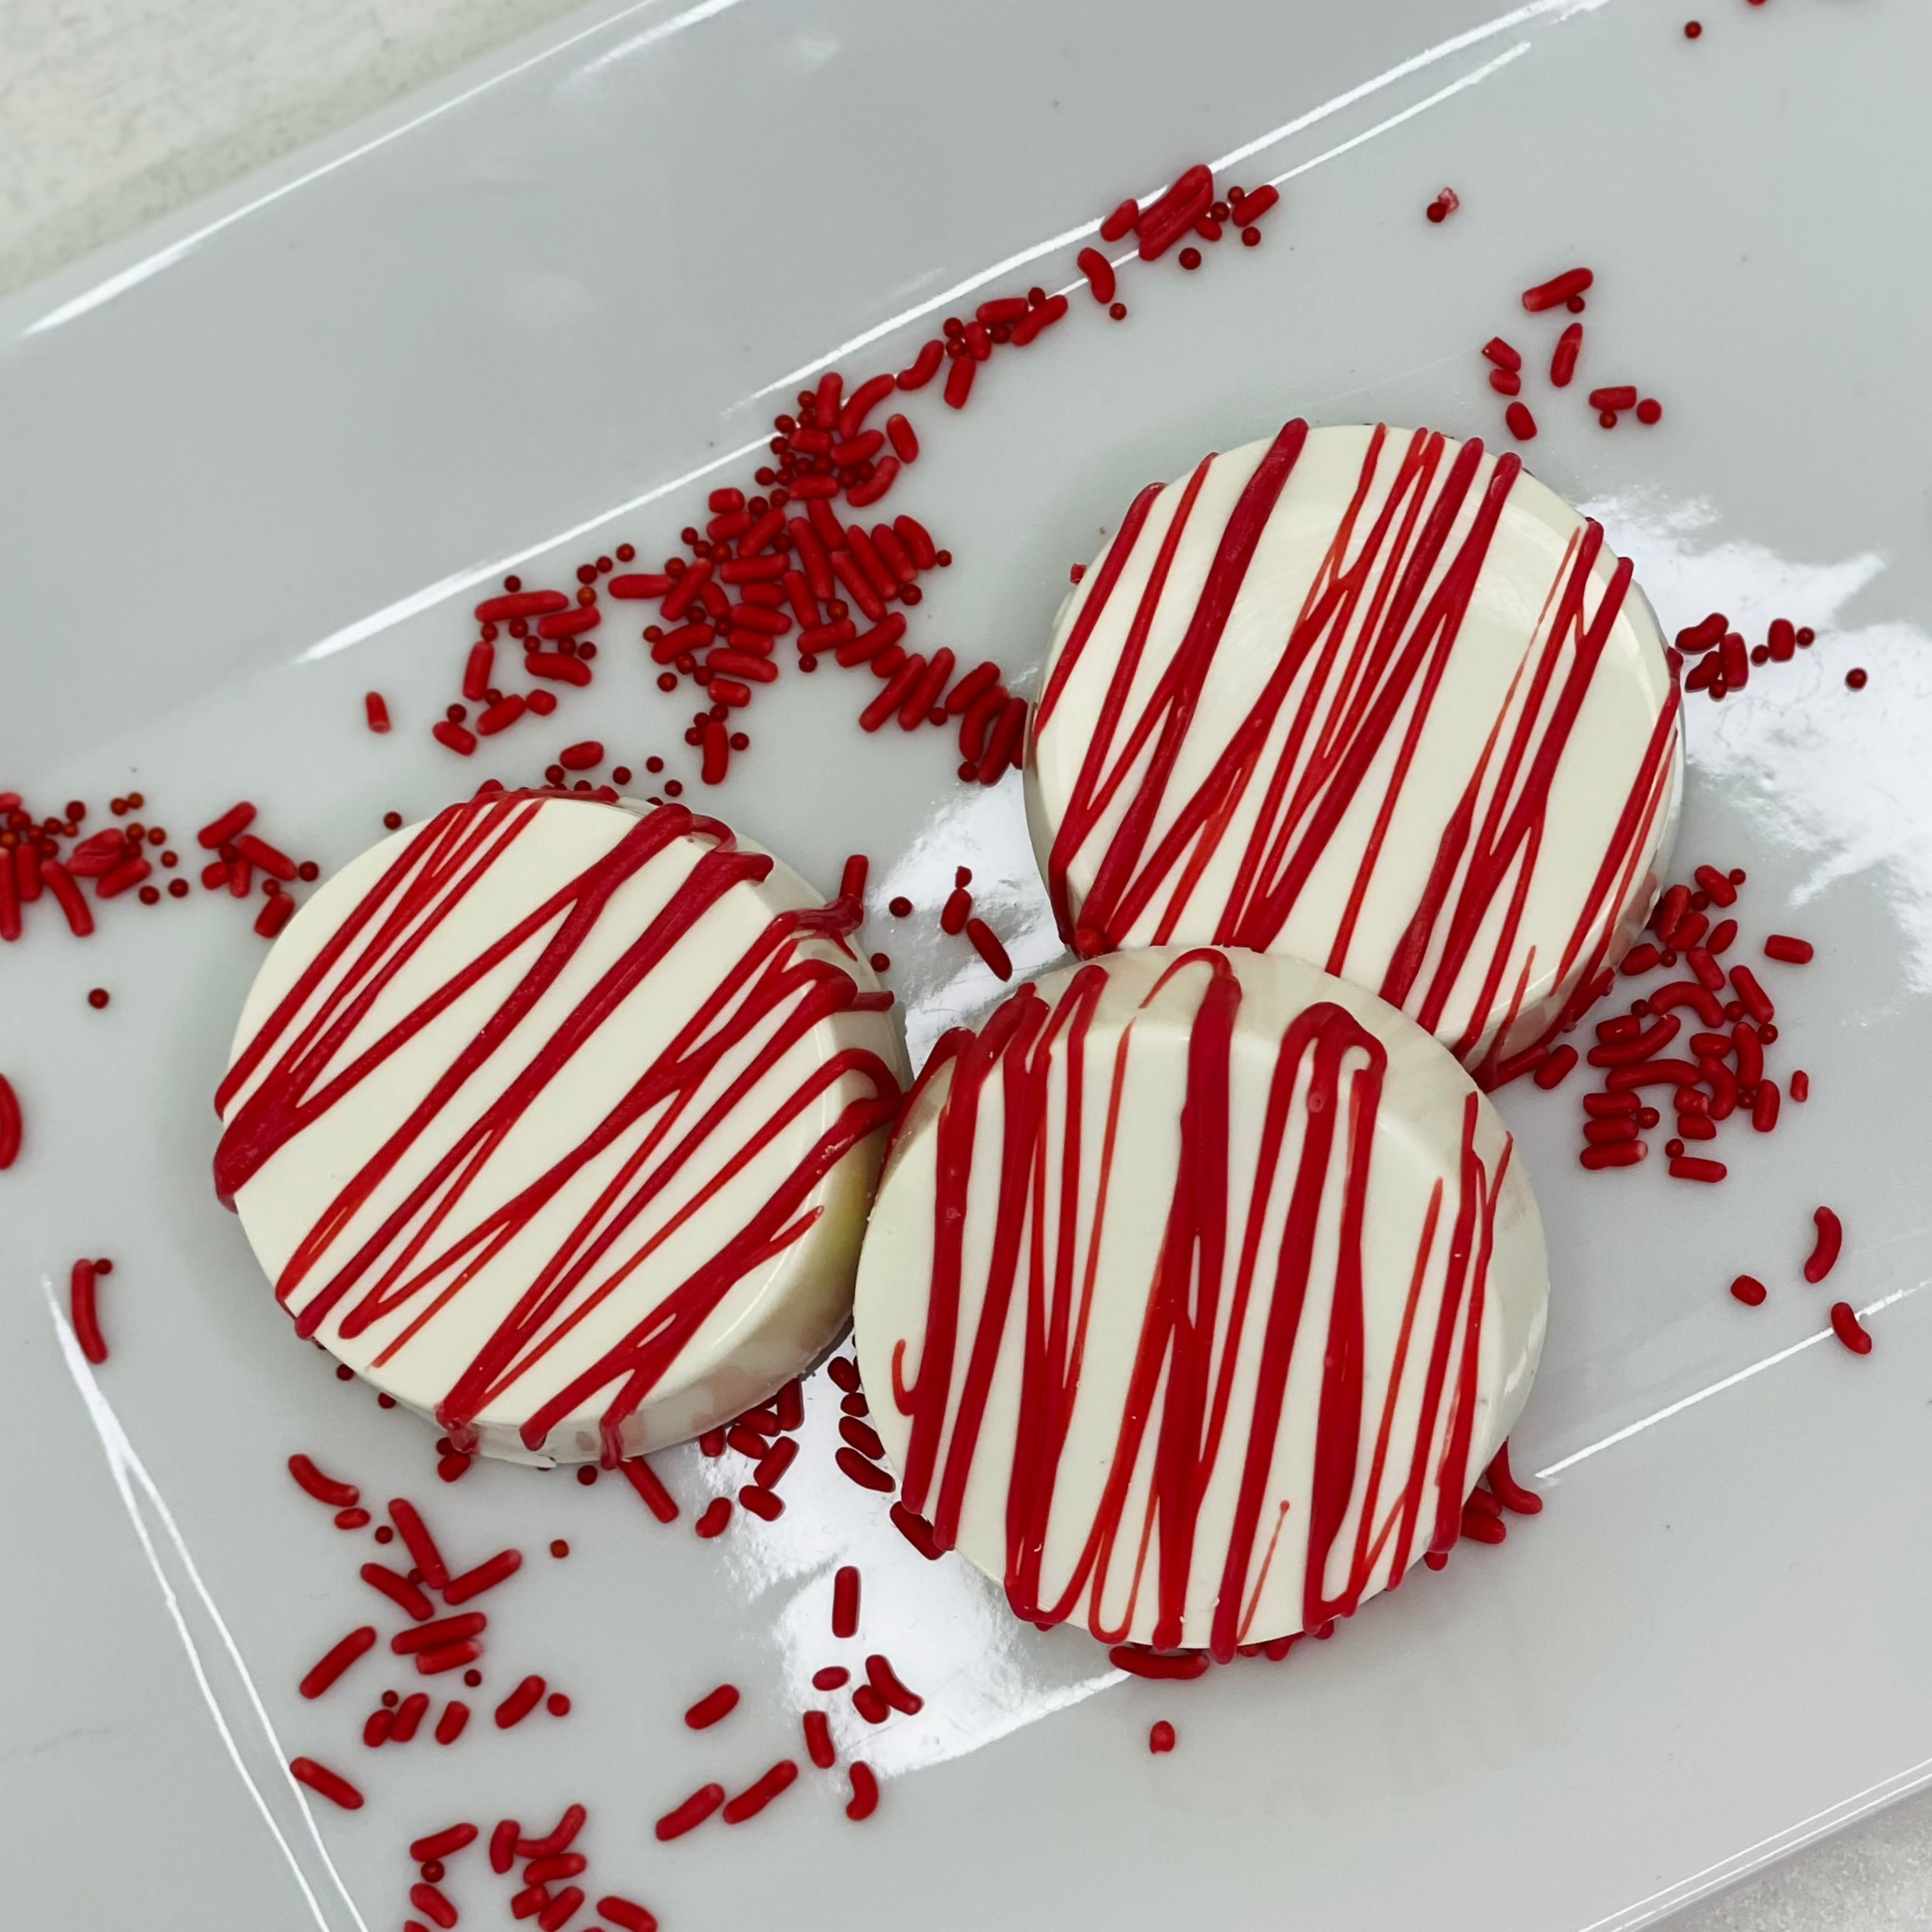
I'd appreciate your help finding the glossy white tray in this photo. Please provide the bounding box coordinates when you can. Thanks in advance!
[4,0,1930,1926]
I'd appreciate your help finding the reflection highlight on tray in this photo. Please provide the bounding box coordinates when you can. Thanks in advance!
[684,1372,1120,1777]
[1586,486,1932,978]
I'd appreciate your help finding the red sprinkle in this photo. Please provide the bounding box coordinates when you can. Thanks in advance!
[598,1900,660,1932]
[685,1682,740,1729]
[723,1760,799,1824]
[655,1783,726,1841]
[1668,1156,1727,1184]
[364,693,392,733]
[1099,198,1139,243]
[1077,247,1118,304]
[1550,321,1583,387]
[694,1496,733,1537]
[1763,934,1813,964]
[443,1547,523,1604]
[196,803,257,849]
[833,1563,861,1638]
[1730,1275,1768,1307]
[846,1762,880,1821]
[965,918,1013,980]
[519,1804,588,1859]
[804,1708,836,1768]
[866,1653,923,1715]
[1149,1721,1177,1754]
[1803,1206,1844,1283]
[360,1561,434,1621]
[1589,385,1639,414]
[1579,1142,1647,1170]
[495,1675,546,1728]
[1791,1070,1810,1103]
[289,1453,360,1508]
[1831,1302,1873,1355]
[1482,337,1522,371]
[410,1824,480,1863]
[897,340,945,390]
[490,1819,520,1873]
[1532,1045,1578,1089]
[1504,401,1537,441]
[1109,1646,1209,1681]
[300,1625,378,1699]
[0,1075,19,1169]
[388,1499,449,1589]
[70,1259,108,1364]
[1522,267,1594,312]
[434,1701,470,1745]
[836,1447,895,1492]
[410,1884,458,1929]
[619,1455,679,1523]
[289,1757,363,1809]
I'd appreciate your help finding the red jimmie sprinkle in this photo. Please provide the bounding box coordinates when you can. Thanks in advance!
[1763,934,1814,964]
[1522,267,1594,312]
[1504,401,1537,441]
[1109,1646,1209,1681]
[965,918,1013,981]
[410,1824,479,1863]
[684,1683,740,1730]
[287,1452,360,1508]
[519,1803,588,1859]
[1550,321,1583,387]
[442,1547,522,1603]
[846,1762,880,1821]
[360,1562,433,1621]
[410,1884,458,1930]
[435,1701,470,1745]
[1831,1302,1873,1355]
[392,1611,487,1656]
[490,1818,520,1873]
[289,1757,363,1809]
[804,1709,836,1768]
[299,1625,378,1699]
[1579,1142,1646,1170]
[1730,1275,1768,1307]
[1482,337,1522,371]
[0,1075,19,1169]
[1668,1156,1727,1183]
[1803,1206,1844,1283]
[388,1499,449,1589]
[722,1760,799,1824]
[495,1676,546,1728]
[70,1259,108,1365]
[1149,1720,1178,1753]
[599,1901,659,1932]
[364,693,392,733]
[694,1497,732,1538]
[1532,1045,1578,1089]
[833,1564,861,1638]
[865,1653,923,1715]
[837,1447,895,1492]
[1077,247,1118,304]
[619,1454,679,1523]
[655,1783,726,1841]
[1791,1070,1810,1103]
[197,802,257,849]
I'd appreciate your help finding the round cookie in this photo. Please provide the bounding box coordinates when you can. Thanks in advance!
[854,944,1547,1657]
[1028,421,1682,1084]
[216,792,904,1463]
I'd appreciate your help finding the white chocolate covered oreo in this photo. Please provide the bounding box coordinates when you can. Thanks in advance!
[1028,421,1682,1084]
[853,945,1547,1657]
[216,793,904,1463]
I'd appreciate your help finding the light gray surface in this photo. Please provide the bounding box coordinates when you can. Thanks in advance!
[4,1,1930,1928]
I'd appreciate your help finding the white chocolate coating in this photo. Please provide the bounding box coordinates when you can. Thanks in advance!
[854,946,1547,1655]
[1028,422,1682,1082]
[218,795,904,1462]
